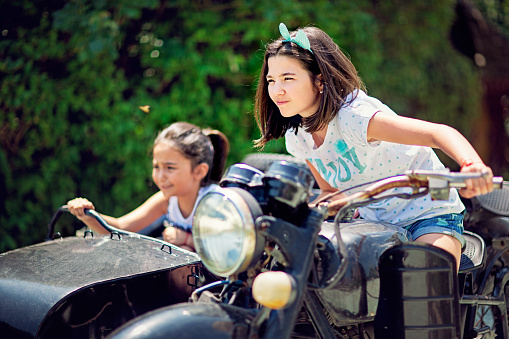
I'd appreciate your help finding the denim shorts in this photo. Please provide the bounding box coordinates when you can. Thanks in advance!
[404,213,466,248]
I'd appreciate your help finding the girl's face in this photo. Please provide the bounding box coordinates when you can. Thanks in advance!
[152,143,205,198]
[266,55,322,118]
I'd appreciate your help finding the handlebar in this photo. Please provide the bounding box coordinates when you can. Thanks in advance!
[404,169,503,188]
[45,207,185,254]
[314,170,503,287]
[45,206,131,241]
[322,170,503,216]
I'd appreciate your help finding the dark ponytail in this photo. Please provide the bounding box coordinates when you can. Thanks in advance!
[203,128,230,184]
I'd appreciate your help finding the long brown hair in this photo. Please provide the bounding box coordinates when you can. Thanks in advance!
[254,25,366,148]
[154,122,230,186]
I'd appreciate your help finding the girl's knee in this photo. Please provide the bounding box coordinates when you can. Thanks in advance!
[415,233,461,254]
[414,233,462,270]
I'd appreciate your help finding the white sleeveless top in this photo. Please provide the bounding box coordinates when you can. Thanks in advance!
[166,184,219,232]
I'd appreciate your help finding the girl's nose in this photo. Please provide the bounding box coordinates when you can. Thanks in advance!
[272,82,285,96]
[154,170,166,182]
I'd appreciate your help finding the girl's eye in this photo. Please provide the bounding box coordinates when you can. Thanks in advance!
[266,78,274,84]
[284,77,294,81]
[153,163,175,171]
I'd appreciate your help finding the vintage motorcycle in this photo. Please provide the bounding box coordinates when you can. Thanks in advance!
[103,158,508,339]
[1,156,507,339]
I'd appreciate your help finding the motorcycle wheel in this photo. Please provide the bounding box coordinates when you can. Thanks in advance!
[241,153,320,192]
[474,306,496,338]
[473,285,509,339]
[241,153,308,173]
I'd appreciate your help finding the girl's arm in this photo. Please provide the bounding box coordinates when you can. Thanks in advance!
[367,112,493,198]
[67,191,169,234]
[306,160,340,204]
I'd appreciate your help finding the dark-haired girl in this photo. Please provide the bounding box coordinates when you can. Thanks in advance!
[254,23,493,269]
[67,122,229,252]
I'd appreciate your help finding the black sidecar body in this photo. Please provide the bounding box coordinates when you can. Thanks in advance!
[0,233,203,339]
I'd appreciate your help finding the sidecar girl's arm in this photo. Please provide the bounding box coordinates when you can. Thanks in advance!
[66,191,169,235]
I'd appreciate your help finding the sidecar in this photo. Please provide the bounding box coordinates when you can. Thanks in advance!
[0,228,208,339]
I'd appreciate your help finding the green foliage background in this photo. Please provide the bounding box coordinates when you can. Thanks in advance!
[0,0,503,252]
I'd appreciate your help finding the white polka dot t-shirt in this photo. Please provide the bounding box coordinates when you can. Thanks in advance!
[285,90,464,227]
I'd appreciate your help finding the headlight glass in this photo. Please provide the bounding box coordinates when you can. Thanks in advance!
[193,188,262,277]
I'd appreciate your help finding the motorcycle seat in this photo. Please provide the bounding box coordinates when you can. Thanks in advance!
[459,230,484,272]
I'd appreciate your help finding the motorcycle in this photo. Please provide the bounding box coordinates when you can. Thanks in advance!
[0,156,507,339]
[106,158,508,339]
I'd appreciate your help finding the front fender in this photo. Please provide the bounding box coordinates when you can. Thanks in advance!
[107,302,257,339]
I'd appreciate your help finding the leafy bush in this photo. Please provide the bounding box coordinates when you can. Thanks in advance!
[0,0,486,252]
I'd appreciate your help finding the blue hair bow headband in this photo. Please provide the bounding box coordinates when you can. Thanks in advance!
[279,22,313,55]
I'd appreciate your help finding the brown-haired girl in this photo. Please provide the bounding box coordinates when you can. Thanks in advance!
[254,23,493,269]
[67,122,229,252]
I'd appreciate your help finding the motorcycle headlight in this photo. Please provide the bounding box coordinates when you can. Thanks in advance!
[192,187,264,277]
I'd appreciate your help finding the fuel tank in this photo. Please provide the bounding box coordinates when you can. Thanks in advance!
[0,235,203,339]
[316,220,411,325]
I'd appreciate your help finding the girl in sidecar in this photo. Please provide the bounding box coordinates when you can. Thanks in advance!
[67,121,229,251]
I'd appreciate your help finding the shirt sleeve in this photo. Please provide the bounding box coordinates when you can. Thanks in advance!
[285,128,308,160]
[338,95,396,147]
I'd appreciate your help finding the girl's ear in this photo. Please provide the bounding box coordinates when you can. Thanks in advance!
[193,163,209,181]
[316,74,324,92]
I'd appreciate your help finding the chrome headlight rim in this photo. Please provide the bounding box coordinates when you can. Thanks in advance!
[193,187,263,277]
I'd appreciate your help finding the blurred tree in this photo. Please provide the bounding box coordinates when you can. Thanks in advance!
[451,0,509,176]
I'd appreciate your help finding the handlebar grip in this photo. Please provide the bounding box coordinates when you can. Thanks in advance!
[451,176,504,189]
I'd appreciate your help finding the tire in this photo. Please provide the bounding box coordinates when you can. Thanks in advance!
[474,304,505,339]
[241,153,308,173]
[471,281,509,338]
[241,153,319,191]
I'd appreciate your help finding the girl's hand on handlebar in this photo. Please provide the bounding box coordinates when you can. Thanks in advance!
[67,197,95,220]
[163,227,186,245]
[459,162,494,198]
[162,227,194,251]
